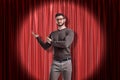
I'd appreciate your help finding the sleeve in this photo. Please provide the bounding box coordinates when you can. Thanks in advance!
[52,30,74,48]
[36,34,52,50]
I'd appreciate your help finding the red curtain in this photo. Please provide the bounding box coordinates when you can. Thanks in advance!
[1,0,120,80]
[17,1,106,80]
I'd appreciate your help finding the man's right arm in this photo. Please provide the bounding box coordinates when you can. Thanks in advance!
[32,32,51,50]
[36,37,51,50]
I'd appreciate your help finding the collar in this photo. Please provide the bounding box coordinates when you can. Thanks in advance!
[58,26,66,30]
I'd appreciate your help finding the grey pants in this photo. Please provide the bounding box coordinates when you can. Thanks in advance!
[49,60,72,80]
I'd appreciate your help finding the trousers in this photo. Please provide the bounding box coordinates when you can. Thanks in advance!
[49,60,72,80]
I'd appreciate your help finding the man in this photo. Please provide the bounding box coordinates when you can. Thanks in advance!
[32,13,74,80]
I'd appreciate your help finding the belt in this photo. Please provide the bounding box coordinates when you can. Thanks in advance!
[54,57,71,62]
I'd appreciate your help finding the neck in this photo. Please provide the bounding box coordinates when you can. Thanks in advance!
[58,25,66,30]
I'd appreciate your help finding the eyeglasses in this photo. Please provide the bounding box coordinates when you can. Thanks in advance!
[56,18,64,21]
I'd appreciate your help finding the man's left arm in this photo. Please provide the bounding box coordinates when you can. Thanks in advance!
[52,30,74,48]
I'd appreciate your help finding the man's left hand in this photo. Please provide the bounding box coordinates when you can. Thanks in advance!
[46,37,52,44]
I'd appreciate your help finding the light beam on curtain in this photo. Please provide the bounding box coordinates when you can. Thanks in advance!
[15,0,106,80]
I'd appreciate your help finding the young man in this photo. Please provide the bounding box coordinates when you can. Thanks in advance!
[32,13,74,80]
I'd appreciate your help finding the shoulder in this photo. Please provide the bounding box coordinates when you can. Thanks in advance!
[66,28,74,34]
[49,30,57,36]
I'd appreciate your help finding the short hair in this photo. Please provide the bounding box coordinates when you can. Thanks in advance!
[55,13,65,18]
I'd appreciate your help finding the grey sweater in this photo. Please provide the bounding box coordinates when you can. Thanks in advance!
[36,28,74,60]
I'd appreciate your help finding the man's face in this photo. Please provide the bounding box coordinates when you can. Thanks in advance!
[56,15,66,26]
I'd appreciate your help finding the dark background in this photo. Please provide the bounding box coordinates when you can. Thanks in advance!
[0,0,120,80]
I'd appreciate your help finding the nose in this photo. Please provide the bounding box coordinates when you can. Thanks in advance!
[58,20,61,22]
[57,20,61,23]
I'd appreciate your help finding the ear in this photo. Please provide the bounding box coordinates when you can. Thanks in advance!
[64,18,66,22]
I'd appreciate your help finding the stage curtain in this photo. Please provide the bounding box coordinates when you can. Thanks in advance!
[1,0,119,80]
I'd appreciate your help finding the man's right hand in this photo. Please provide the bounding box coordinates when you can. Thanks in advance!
[32,32,39,38]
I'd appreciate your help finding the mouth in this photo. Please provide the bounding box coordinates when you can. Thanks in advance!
[57,24,63,26]
[58,22,62,24]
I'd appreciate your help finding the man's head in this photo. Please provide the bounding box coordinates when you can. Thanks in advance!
[55,13,66,26]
